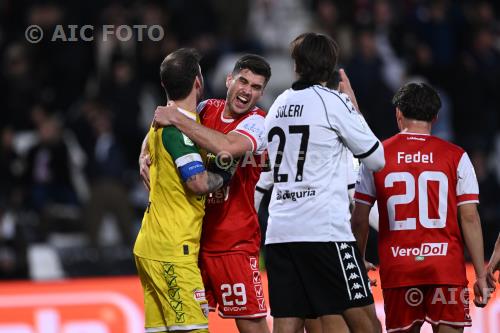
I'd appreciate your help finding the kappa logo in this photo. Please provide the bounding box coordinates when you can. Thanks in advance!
[348,273,359,280]
[353,293,365,300]
[340,243,349,250]
[346,263,356,270]
[249,257,258,270]
[351,283,362,290]
[343,253,353,260]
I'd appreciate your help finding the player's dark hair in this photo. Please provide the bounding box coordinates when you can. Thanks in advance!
[291,32,339,87]
[392,82,442,122]
[160,48,201,101]
[232,54,272,85]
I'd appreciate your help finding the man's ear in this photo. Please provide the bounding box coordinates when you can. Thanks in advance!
[195,76,201,89]
[432,114,439,124]
[395,108,402,120]
[395,107,404,130]
[226,74,233,89]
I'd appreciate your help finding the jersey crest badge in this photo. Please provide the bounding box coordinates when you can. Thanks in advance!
[182,134,194,146]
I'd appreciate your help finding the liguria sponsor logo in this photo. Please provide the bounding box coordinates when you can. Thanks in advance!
[276,189,316,202]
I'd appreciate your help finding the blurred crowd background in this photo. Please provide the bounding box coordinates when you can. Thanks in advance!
[0,0,499,280]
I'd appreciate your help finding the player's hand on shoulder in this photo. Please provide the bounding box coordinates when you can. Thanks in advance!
[140,153,152,191]
[153,101,178,129]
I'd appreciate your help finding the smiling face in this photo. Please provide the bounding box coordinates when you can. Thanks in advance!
[225,69,266,116]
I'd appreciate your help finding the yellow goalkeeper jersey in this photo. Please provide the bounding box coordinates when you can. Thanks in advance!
[133,110,206,262]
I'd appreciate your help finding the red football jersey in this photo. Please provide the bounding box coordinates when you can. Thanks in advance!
[198,99,267,254]
[354,133,479,288]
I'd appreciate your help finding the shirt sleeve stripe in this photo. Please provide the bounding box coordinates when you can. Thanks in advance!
[457,200,480,206]
[354,192,376,205]
[174,153,203,168]
[457,194,479,203]
[232,129,257,152]
[353,141,380,159]
[179,161,206,182]
[354,198,374,206]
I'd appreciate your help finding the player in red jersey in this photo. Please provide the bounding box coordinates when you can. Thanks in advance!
[352,82,491,332]
[141,54,271,333]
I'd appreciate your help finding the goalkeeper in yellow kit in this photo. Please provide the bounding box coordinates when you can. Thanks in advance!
[134,48,230,333]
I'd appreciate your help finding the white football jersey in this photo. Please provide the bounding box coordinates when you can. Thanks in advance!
[264,85,381,244]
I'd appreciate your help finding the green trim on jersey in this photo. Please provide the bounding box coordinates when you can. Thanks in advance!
[162,126,200,159]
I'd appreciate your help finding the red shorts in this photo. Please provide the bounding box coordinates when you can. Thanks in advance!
[383,285,471,332]
[200,252,268,319]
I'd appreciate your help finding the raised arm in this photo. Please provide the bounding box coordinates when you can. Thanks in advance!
[338,68,360,113]
[323,73,385,172]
